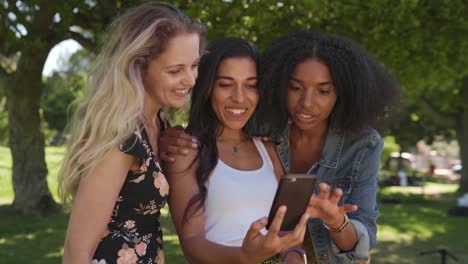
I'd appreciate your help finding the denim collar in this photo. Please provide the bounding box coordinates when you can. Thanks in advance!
[276,125,345,169]
[320,127,344,168]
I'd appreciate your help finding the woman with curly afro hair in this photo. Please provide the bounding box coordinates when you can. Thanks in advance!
[253,30,400,263]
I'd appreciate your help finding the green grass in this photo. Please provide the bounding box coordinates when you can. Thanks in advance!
[374,185,468,263]
[0,145,187,264]
[1,145,467,263]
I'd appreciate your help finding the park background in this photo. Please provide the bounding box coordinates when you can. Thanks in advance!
[0,0,467,263]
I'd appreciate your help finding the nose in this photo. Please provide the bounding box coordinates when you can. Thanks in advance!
[232,85,245,103]
[183,69,197,87]
[300,89,315,108]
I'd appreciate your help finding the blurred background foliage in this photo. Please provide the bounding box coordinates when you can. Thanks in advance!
[0,0,467,214]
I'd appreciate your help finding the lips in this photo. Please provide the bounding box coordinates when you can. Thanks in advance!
[225,107,248,116]
[294,111,318,123]
[172,88,190,97]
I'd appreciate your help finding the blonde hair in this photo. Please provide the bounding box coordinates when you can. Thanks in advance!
[58,2,206,206]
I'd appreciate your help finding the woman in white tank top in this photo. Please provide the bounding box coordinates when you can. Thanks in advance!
[166,38,310,263]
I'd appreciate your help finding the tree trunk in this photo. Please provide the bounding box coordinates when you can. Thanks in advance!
[456,79,468,194]
[6,50,57,215]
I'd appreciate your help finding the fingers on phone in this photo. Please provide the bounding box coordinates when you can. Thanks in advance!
[293,213,309,240]
[267,205,287,236]
[246,217,268,240]
[318,183,331,199]
[329,188,343,204]
[279,212,308,249]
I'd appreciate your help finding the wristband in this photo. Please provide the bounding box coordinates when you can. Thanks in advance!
[281,247,307,263]
[323,214,350,232]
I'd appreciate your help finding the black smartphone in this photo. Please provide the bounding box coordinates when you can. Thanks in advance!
[266,174,317,231]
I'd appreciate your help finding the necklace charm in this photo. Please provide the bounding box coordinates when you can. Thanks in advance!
[233,146,239,153]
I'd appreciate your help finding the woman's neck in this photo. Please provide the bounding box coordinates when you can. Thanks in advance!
[217,127,249,143]
[142,97,161,129]
[290,123,328,145]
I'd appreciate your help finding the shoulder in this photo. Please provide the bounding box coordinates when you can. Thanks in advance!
[345,128,383,151]
[260,139,277,152]
[106,145,135,168]
[82,145,134,185]
[120,130,146,158]
[331,128,383,168]
[257,138,285,178]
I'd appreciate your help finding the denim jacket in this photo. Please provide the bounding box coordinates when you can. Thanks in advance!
[275,125,382,264]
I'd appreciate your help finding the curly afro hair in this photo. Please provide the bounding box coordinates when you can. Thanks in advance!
[254,30,400,137]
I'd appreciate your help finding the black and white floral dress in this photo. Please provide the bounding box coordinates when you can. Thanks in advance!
[92,126,169,264]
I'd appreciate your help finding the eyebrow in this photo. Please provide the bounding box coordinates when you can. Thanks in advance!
[215,76,257,80]
[290,76,303,84]
[290,76,332,86]
[166,57,201,69]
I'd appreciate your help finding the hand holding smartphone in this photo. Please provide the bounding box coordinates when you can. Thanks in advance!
[266,174,317,231]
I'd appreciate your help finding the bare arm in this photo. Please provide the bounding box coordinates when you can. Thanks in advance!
[167,149,309,264]
[62,147,134,264]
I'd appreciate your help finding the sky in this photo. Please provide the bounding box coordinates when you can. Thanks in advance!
[42,39,82,77]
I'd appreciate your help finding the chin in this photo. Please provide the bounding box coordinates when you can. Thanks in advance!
[169,99,188,109]
[294,122,318,131]
[224,122,248,131]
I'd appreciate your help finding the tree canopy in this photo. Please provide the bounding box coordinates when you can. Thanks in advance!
[1,0,467,215]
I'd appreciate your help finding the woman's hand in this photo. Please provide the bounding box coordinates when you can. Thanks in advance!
[240,206,309,263]
[159,126,198,162]
[306,183,358,228]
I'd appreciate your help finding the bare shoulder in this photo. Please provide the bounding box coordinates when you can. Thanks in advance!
[80,146,135,185]
[262,140,277,151]
[262,140,285,179]
[101,146,135,171]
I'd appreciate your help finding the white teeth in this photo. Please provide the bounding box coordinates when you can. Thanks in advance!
[226,107,247,115]
[298,113,313,118]
[173,88,189,95]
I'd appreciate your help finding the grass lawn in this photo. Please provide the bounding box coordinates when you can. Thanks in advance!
[1,145,467,263]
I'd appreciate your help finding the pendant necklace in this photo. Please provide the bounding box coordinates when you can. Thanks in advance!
[219,135,249,154]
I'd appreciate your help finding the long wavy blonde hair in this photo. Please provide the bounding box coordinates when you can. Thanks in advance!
[58,2,206,206]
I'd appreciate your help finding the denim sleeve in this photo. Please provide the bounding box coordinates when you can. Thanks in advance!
[330,219,371,261]
[332,134,383,261]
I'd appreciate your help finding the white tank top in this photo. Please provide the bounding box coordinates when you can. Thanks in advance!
[204,138,278,246]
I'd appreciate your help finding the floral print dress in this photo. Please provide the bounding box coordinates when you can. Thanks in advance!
[92,126,169,264]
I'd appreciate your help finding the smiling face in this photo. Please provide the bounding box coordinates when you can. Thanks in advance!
[210,57,258,132]
[143,33,201,109]
[287,58,337,132]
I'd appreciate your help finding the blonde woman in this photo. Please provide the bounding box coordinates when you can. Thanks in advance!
[58,2,206,263]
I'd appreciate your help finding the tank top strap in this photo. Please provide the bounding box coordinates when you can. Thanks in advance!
[252,137,274,169]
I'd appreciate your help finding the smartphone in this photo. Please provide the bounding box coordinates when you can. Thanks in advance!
[266,174,317,231]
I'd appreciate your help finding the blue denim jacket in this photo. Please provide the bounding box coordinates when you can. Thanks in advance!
[276,125,382,264]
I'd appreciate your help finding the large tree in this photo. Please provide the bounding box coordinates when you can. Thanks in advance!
[3,0,467,216]
[319,0,468,192]
[0,0,139,215]
[0,0,307,215]
[189,0,468,192]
